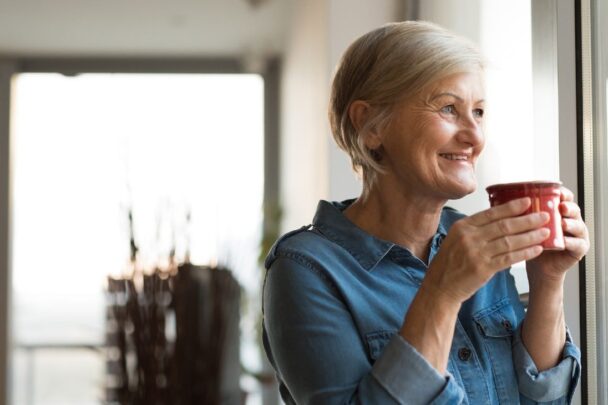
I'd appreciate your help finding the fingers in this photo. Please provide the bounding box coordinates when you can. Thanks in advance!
[482,211,549,241]
[560,186,575,202]
[564,236,590,261]
[557,196,589,258]
[562,218,587,238]
[469,197,531,226]
[486,227,550,257]
[494,245,544,269]
[560,201,582,220]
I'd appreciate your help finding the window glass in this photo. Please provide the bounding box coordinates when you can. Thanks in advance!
[11,73,264,404]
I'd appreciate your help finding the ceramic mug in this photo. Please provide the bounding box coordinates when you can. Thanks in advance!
[486,181,565,250]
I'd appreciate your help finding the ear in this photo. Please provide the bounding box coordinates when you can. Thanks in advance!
[348,100,383,150]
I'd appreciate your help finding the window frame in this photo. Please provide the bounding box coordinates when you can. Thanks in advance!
[0,56,281,405]
[579,0,608,402]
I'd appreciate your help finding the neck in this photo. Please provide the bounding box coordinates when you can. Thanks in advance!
[344,181,445,263]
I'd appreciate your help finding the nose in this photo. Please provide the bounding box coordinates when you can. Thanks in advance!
[456,113,484,148]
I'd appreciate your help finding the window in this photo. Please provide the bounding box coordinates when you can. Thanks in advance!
[10,73,265,404]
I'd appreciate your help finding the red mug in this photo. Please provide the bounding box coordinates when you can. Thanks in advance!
[486,181,565,250]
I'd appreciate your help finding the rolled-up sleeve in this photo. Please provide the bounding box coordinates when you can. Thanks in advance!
[371,334,464,404]
[263,254,465,404]
[513,325,581,404]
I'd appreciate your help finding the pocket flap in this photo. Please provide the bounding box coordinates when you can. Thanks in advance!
[473,298,517,338]
[365,330,395,360]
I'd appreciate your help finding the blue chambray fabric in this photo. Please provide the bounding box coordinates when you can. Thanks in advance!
[262,199,581,404]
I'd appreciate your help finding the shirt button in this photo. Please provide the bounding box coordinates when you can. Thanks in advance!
[458,347,472,361]
[502,320,513,332]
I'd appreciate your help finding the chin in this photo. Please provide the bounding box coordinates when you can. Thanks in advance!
[445,178,477,200]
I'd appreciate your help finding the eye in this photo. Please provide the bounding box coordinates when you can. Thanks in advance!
[473,108,484,118]
[440,105,457,115]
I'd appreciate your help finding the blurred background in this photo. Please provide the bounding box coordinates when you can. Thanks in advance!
[1,0,607,404]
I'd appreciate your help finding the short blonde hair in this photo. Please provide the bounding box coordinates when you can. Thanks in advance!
[328,21,484,196]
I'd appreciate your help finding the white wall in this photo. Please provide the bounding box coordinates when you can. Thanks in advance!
[418,0,482,44]
[280,0,330,231]
[327,0,402,202]
[280,0,401,230]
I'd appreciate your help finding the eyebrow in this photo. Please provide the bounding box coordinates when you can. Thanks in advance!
[431,92,485,104]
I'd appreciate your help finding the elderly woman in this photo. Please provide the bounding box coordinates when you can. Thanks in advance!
[262,21,586,404]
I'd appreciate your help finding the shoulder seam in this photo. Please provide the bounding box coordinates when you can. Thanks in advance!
[271,248,340,295]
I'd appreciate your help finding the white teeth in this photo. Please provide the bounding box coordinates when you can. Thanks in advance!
[440,153,469,161]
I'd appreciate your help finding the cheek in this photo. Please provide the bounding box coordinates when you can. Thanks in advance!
[383,115,455,159]
[432,120,457,136]
[416,122,456,151]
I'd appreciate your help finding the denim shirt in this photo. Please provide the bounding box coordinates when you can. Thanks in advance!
[262,199,581,404]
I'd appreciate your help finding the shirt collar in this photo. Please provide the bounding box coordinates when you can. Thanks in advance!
[312,199,450,271]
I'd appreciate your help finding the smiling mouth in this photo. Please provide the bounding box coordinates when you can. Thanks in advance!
[439,153,471,162]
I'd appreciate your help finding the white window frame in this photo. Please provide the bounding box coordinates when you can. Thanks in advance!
[581,0,608,402]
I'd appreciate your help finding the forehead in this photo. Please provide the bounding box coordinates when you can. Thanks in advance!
[425,72,485,101]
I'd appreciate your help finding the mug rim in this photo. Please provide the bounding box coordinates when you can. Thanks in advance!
[486,180,562,193]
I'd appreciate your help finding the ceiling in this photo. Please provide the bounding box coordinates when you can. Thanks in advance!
[0,0,294,57]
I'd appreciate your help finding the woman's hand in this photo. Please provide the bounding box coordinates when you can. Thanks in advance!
[526,187,590,284]
[521,187,587,371]
[423,197,549,305]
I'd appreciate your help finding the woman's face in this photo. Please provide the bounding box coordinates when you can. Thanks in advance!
[379,71,486,201]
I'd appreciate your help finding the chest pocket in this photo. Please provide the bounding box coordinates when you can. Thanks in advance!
[473,298,519,403]
[365,330,396,362]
